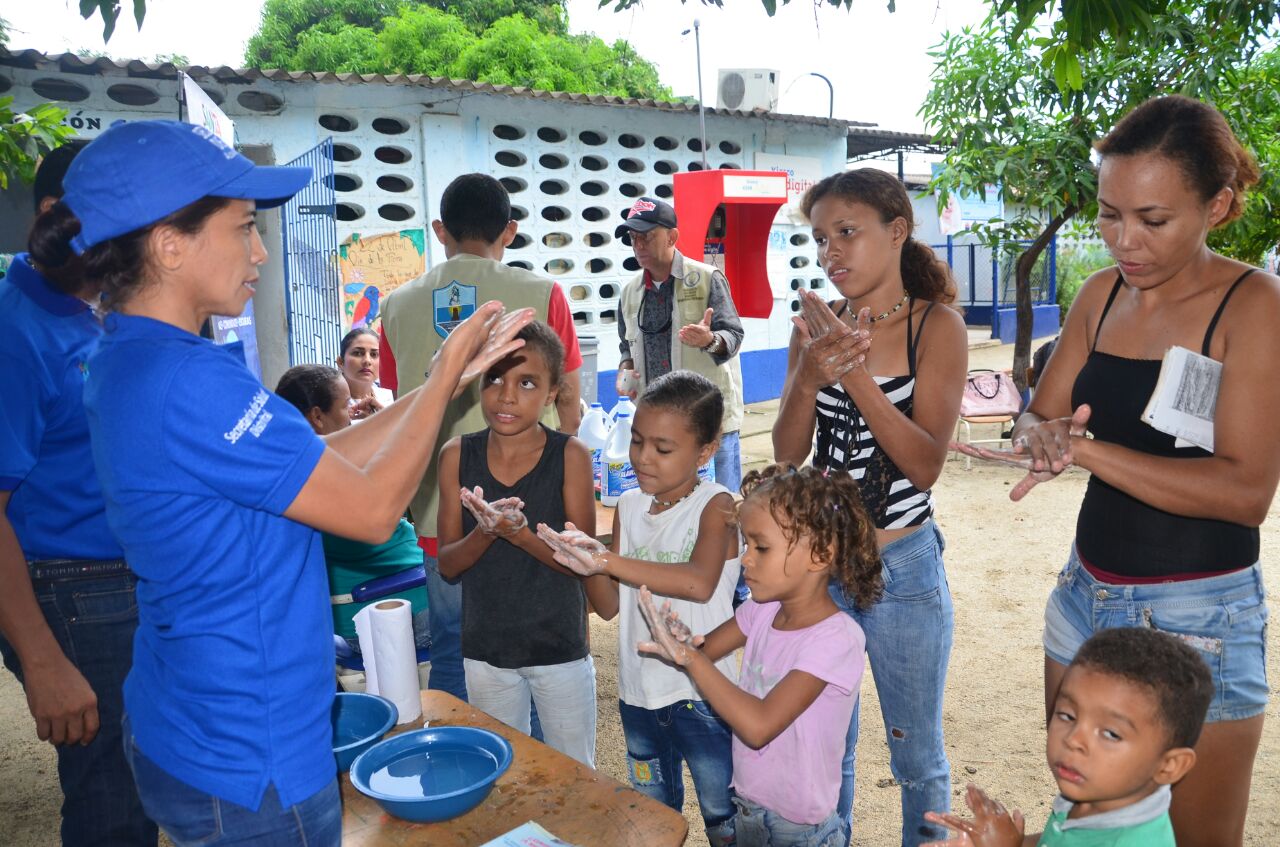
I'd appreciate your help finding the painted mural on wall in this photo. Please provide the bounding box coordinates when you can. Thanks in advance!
[338,229,427,330]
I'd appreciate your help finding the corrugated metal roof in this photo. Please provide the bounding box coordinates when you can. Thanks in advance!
[0,47,874,131]
[846,126,948,159]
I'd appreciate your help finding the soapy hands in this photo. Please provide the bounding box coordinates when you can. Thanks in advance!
[635,586,703,667]
[459,486,527,539]
[536,522,608,575]
[922,783,1026,847]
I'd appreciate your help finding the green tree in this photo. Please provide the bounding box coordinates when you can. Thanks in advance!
[0,18,75,189]
[921,5,1280,390]
[241,1,673,99]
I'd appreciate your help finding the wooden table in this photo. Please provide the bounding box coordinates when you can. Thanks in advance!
[341,690,687,847]
[593,501,616,546]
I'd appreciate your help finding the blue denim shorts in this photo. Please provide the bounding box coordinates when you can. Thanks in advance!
[1043,546,1269,722]
[733,795,847,847]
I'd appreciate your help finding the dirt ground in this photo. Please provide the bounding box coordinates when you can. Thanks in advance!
[2,339,1277,846]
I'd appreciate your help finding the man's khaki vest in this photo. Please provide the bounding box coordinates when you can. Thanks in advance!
[380,253,556,538]
[619,252,745,433]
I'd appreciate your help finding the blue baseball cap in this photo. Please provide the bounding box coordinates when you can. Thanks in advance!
[61,120,312,254]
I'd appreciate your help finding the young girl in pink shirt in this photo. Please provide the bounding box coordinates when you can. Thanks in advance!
[637,463,882,846]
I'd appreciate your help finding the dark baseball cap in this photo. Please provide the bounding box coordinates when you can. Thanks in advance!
[614,196,677,238]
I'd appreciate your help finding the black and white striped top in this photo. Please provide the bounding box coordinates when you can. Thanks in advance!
[813,300,936,530]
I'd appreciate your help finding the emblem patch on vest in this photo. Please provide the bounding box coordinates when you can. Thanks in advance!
[433,281,477,338]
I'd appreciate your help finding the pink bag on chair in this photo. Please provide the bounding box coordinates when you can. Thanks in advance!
[960,370,1021,417]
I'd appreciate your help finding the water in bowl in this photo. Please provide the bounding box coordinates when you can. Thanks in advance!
[369,745,502,798]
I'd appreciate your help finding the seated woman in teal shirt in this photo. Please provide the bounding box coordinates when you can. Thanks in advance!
[276,363,429,652]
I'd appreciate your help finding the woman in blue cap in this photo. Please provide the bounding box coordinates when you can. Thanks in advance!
[27,120,532,846]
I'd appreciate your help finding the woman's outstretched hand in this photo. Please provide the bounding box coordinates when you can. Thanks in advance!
[922,783,1026,847]
[459,486,526,538]
[636,586,704,666]
[435,303,535,398]
[536,522,608,576]
[792,290,872,390]
[951,405,1091,501]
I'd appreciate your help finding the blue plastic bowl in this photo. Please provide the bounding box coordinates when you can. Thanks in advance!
[349,726,514,823]
[332,692,397,772]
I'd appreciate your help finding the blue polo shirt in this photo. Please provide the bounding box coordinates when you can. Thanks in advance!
[84,313,333,811]
[0,254,122,561]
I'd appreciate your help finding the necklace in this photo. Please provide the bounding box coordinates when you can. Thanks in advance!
[653,479,701,508]
[868,292,909,324]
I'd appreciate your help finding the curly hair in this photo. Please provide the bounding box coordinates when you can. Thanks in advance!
[276,364,344,419]
[1071,627,1214,749]
[739,463,882,609]
[800,168,956,305]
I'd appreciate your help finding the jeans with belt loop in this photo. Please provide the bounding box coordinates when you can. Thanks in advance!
[0,559,157,846]
[828,520,954,847]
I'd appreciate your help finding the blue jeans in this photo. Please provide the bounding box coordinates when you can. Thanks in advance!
[714,430,742,494]
[734,795,847,847]
[122,716,339,846]
[619,699,736,847]
[425,551,544,739]
[0,564,157,847]
[828,520,953,847]
[1044,546,1269,722]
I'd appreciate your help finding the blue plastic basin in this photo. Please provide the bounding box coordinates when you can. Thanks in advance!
[349,726,514,823]
[332,692,397,772]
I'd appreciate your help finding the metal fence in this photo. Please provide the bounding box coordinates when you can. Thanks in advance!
[280,137,343,366]
[932,237,1057,334]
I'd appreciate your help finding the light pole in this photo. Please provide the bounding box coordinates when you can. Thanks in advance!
[682,20,709,169]
[808,72,834,119]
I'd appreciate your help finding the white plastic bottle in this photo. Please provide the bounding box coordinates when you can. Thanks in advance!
[608,395,636,423]
[697,454,716,485]
[600,411,636,507]
[577,403,612,496]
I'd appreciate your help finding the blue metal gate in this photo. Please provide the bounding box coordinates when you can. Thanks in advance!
[280,138,342,366]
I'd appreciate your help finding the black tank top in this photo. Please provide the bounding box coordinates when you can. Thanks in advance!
[812,299,937,529]
[1071,270,1259,577]
[458,425,588,668]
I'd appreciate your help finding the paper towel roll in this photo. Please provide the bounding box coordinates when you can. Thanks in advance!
[352,599,422,724]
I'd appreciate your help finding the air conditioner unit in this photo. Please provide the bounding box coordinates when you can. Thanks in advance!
[717,69,779,112]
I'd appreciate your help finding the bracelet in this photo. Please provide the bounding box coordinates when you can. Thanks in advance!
[701,335,720,354]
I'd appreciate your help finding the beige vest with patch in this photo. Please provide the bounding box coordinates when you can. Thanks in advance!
[619,253,744,433]
[380,253,557,538]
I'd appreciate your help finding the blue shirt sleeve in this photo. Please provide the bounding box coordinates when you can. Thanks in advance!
[0,336,48,489]
[161,348,325,515]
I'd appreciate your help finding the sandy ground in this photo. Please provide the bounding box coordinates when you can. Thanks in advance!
[2,339,1277,846]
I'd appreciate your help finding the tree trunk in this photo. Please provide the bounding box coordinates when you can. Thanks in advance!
[1012,205,1078,393]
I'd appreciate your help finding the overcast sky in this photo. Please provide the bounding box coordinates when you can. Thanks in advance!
[5,0,991,132]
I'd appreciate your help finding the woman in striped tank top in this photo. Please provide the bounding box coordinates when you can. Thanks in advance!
[774,169,968,846]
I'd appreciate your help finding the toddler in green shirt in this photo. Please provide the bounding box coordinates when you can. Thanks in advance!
[923,627,1212,846]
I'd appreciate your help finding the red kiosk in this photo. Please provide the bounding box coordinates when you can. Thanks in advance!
[672,169,789,319]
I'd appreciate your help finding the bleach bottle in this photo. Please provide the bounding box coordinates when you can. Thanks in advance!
[608,395,636,424]
[577,403,612,496]
[697,454,716,485]
[601,411,636,507]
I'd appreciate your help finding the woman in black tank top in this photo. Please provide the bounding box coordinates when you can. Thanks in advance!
[773,169,969,846]
[997,96,1280,846]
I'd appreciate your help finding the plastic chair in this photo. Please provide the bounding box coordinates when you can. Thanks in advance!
[954,369,1022,470]
[333,565,431,672]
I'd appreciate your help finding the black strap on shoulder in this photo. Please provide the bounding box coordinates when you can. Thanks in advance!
[907,299,936,378]
[1091,273,1125,352]
[831,299,847,319]
[1201,269,1256,355]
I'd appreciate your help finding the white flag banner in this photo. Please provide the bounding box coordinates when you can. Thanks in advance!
[180,72,235,146]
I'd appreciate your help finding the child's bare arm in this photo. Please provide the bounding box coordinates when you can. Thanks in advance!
[600,493,738,601]
[698,616,747,662]
[636,589,824,749]
[436,440,497,579]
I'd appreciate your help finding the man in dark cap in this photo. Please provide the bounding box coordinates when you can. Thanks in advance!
[614,196,745,491]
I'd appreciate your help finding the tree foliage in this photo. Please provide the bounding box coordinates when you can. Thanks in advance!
[0,19,76,189]
[922,3,1280,389]
[241,0,671,99]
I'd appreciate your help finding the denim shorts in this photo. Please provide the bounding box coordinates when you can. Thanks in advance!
[1043,546,1269,722]
[733,795,847,847]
